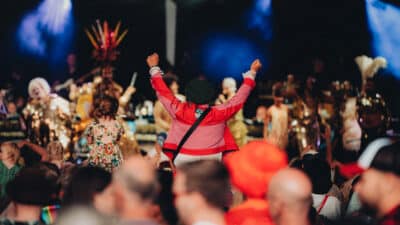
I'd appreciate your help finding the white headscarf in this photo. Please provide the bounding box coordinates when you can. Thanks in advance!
[222,77,237,93]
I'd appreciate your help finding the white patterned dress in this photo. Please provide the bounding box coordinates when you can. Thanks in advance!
[84,119,124,171]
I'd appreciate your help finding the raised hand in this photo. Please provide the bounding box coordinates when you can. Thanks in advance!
[126,86,136,95]
[250,59,262,73]
[146,53,159,68]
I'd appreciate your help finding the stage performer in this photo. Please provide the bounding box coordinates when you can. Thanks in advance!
[23,77,72,150]
[264,83,289,150]
[146,53,261,166]
[216,77,248,147]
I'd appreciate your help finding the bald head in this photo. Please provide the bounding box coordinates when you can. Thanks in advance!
[121,156,156,182]
[115,156,158,201]
[268,168,312,210]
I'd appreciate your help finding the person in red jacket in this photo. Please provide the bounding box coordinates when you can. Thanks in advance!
[146,53,262,166]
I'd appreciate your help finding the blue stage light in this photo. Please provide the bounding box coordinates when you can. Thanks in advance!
[18,14,45,56]
[248,0,273,40]
[366,0,400,78]
[17,0,74,61]
[200,34,266,81]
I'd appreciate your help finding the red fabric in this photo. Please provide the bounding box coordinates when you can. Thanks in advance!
[225,199,274,225]
[163,144,236,156]
[163,150,174,160]
[317,195,330,214]
[151,72,255,158]
[379,205,400,225]
[339,162,365,178]
[224,141,288,198]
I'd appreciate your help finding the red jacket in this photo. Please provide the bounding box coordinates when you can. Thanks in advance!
[150,67,256,157]
[225,199,274,225]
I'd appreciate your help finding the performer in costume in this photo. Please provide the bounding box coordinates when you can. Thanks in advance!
[70,19,130,117]
[23,77,72,150]
[264,83,289,150]
[72,20,139,158]
[354,55,389,150]
[147,53,262,166]
[216,77,248,147]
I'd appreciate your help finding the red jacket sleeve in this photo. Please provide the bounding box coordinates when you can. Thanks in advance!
[150,73,184,119]
[212,77,255,122]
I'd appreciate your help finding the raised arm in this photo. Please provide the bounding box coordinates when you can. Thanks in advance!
[213,59,262,120]
[147,53,182,118]
[17,140,49,162]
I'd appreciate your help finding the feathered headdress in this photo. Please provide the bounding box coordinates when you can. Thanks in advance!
[84,20,128,63]
[354,55,387,81]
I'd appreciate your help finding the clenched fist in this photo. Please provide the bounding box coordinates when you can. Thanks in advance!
[250,59,262,73]
[146,53,159,68]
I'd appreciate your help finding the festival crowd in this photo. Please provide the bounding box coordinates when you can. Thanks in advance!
[0,51,398,225]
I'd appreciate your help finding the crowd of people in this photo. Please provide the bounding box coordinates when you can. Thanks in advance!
[0,52,398,225]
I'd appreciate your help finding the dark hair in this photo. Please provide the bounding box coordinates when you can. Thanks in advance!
[301,154,332,194]
[371,141,400,175]
[272,82,284,97]
[92,95,119,119]
[6,166,55,205]
[31,162,61,203]
[178,160,230,210]
[163,73,179,89]
[62,166,112,207]
[185,78,215,105]
[156,170,178,225]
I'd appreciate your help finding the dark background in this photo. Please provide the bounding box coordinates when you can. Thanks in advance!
[1,0,399,116]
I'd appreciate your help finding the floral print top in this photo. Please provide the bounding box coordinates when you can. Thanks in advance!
[84,119,124,172]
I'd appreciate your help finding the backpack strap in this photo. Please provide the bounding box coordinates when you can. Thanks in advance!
[317,195,330,214]
[172,106,212,163]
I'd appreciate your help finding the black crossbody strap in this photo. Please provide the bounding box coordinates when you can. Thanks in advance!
[172,106,212,162]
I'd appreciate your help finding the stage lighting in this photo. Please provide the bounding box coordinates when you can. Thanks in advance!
[200,34,266,81]
[40,0,72,34]
[248,0,273,40]
[17,0,74,58]
[366,0,400,78]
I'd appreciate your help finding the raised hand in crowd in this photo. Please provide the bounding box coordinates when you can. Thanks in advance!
[147,53,159,68]
[250,59,262,74]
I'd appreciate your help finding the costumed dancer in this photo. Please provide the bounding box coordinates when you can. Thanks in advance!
[216,77,248,147]
[83,95,124,172]
[264,83,289,150]
[74,19,132,115]
[23,77,72,151]
[75,20,139,158]
[340,97,362,154]
[147,53,262,166]
[354,55,389,150]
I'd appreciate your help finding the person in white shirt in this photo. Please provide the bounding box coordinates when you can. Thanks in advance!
[301,154,342,221]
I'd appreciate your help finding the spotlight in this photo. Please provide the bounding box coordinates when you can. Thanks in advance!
[17,0,74,57]
[366,0,400,78]
[248,0,273,40]
[200,34,266,81]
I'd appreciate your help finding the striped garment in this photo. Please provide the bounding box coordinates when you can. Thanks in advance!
[150,67,256,162]
[0,161,21,199]
[41,205,60,225]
